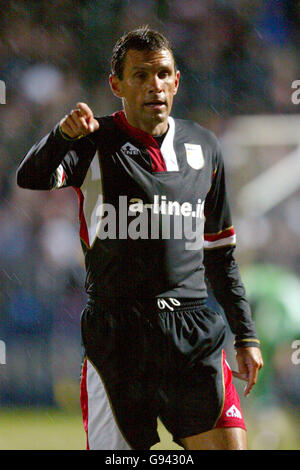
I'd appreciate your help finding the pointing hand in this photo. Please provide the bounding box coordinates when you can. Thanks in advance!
[59,102,99,139]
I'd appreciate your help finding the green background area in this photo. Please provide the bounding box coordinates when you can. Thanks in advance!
[0,405,299,450]
[0,408,181,450]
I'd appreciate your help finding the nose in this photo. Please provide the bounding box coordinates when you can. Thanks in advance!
[148,74,162,93]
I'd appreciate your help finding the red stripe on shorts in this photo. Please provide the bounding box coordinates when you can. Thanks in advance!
[80,358,89,450]
[215,350,246,430]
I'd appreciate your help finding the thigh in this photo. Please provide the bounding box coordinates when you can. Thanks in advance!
[158,304,226,438]
[157,303,246,446]
[80,299,160,450]
[161,347,247,447]
[180,427,247,450]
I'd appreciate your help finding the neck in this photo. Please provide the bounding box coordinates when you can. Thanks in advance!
[139,120,168,136]
[123,111,169,136]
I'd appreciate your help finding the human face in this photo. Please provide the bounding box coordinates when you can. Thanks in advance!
[110,48,180,135]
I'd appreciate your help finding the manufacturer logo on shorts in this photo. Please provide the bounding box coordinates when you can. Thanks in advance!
[225,405,242,419]
[121,142,140,157]
[184,143,204,170]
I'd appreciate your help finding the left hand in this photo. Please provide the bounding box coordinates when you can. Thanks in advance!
[232,347,264,397]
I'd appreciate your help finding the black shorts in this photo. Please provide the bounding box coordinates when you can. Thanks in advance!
[80,297,245,450]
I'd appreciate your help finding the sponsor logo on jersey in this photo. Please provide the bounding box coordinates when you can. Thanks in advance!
[184,143,204,170]
[225,405,242,419]
[128,195,205,219]
[121,142,140,157]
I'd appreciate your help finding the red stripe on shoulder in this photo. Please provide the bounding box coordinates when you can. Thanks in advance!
[204,226,235,242]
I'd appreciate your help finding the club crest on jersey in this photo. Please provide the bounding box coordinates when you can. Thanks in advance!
[184,143,204,170]
[121,142,140,157]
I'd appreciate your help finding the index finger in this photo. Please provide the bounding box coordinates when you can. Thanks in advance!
[76,102,93,119]
[244,363,259,396]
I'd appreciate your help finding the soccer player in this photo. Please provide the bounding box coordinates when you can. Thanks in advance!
[17,26,263,450]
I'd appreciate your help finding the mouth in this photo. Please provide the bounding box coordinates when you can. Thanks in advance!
[144,100,166,110]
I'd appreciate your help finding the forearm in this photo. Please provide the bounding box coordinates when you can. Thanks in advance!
[16,123,73,190]
[204,246,260,348]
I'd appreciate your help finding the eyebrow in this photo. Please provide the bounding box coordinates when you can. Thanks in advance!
[131,63,173,72]
[131,66,148,71]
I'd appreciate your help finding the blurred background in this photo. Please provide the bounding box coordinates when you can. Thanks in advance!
[0,0,300,450]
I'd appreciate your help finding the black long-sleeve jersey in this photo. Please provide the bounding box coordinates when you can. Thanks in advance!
[16,111,259,348]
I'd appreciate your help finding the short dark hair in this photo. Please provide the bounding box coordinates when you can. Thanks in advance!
[111,25,176,79]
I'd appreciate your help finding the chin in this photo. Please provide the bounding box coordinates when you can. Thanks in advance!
[151,110,167,121]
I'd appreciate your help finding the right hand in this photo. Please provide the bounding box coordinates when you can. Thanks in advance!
[232,346,264,397]
[59,102,99,139]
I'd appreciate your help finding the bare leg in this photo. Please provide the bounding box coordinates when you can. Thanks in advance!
[180,427,247,450]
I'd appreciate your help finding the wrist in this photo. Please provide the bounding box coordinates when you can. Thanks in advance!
[234,338,261,349]
[58,124,84,141]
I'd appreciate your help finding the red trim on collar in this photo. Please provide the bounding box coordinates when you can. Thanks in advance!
[112,110,167,172]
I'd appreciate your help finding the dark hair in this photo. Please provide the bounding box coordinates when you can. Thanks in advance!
[111,25,176,79]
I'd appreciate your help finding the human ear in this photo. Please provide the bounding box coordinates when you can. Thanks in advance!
[173,70,180,96]
[109,74,123,98]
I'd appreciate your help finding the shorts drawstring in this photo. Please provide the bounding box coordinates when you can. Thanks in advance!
[157,298,181,311]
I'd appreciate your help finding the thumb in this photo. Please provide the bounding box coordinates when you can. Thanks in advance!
[87,118,99,133]
[232,370,248,381]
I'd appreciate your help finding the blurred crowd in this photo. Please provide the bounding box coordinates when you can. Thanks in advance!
[0,1,300,437]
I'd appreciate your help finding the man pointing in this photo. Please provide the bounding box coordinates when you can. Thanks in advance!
[17,26,263,450]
